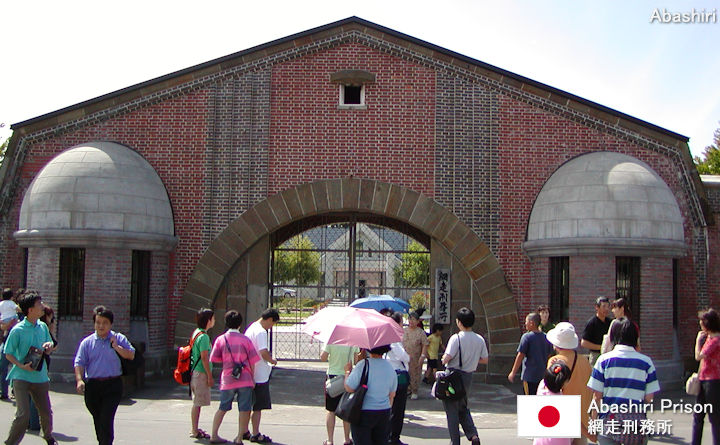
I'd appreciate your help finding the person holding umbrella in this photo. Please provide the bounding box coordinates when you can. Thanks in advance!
[343,344,397,445]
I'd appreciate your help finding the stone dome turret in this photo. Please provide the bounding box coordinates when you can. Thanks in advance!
[15,141,177,251]
[523,152,685,257]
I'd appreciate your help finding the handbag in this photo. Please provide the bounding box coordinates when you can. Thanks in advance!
[326,346,356,398]
[326,375,345,398]
[434,334,466,401]
[335,359,369,424]
[686,372,701,396]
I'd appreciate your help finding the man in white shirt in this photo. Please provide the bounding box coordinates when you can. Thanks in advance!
[244,308,279,443]
[441,307,488,445]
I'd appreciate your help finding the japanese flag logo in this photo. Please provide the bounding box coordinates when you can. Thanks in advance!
[517,395,581,438]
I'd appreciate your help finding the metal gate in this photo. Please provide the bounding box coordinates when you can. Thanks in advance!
[270,214,431,360]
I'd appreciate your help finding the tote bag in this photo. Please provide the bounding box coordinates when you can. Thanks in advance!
[686,372,701,396]
[325,347,356,398]
[335,359,369,424]
[326,375,346,398]
[434,334,466,401]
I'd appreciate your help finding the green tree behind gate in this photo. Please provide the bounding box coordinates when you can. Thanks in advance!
[274,235,321,285]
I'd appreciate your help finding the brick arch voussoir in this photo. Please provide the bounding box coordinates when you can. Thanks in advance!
[175,177,519,348]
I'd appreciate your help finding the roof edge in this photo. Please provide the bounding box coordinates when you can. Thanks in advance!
[11,16,689,144]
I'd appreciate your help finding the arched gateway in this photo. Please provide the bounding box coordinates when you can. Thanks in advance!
[175,178,520,379]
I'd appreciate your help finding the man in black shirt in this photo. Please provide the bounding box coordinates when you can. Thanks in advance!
[580,297,611,366]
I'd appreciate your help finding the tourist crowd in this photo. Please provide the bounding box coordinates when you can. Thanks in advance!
[1,287,719,445]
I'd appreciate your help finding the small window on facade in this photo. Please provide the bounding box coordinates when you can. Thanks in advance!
[58,248,85,318]
[616,256,640,322]
[131,250,151,319]
[549,257,569,322]
[340,85,364,106]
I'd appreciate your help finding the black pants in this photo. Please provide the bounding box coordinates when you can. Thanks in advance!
[389,374,409,443]
[693,379,720,445]
[84,377,123,445]
[351,409,391,445]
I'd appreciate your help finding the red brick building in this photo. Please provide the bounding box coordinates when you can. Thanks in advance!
[0,17,716,383]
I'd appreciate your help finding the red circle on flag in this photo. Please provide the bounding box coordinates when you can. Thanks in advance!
[538,405,560,427]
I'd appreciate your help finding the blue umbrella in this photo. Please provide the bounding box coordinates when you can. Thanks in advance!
[349,294,411,313]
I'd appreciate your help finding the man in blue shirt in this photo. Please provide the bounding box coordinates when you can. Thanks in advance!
[508,312,553,396]
[3,291,57,445]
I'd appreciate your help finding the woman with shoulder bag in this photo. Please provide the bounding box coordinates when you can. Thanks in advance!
[692,308,720,445]
[321,344,359,445]
[343,345,397,445]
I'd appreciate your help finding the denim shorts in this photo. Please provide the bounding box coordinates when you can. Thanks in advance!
[219,386,253,412]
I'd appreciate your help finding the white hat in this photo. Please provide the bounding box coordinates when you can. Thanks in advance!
[546,322,579,349]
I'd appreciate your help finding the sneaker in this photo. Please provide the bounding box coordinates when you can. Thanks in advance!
[410,393,418,400]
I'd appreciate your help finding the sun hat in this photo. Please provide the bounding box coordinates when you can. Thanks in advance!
[546,322,579,349]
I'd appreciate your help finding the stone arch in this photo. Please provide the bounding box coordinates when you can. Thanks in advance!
[176,178,519,378]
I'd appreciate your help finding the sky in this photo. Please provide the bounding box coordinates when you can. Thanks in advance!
[1,0,719,158]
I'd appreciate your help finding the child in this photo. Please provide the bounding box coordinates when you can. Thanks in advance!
[533,362,572,445]
[423,323,444,384]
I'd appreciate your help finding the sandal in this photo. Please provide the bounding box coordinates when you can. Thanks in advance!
[250,433,272,443]
[242,431,251,440]
[343,440,353,445]
[190,429,211,439]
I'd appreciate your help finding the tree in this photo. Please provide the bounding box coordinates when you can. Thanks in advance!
[694,124,720,174]
[394,240,430,288]
[0,135,8,168]
[273,235,321,285]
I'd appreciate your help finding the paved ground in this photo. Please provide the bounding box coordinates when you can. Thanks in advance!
[0,361,711,444]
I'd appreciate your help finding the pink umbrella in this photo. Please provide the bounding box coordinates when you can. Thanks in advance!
[303,306,404,349]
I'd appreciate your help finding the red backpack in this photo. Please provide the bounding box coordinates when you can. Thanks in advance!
[173,331,203,385]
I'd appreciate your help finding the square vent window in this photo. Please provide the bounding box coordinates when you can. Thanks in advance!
[342,85,363,105]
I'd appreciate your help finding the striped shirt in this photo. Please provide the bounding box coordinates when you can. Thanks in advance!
[587,345,659,414]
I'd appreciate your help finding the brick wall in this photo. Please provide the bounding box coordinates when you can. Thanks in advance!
[26,247,59,309]
[568,256,615,331]
[496,94,702,356]
[0,90,210,347]
[639,257,673,360]
[268,42,435,196]
[0,31,712,369]
[84,248,131,334]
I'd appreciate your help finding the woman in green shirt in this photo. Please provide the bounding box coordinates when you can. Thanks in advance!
[321,344,360,445]
[189,308,215,439]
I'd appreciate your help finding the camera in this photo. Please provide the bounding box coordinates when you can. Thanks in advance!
[231,362,245,379]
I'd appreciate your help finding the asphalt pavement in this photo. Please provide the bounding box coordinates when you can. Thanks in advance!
[0,361,711,444]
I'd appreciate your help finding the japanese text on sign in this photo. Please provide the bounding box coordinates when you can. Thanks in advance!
[435,268,451,324]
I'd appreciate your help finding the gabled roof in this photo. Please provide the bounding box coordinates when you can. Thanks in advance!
[11,16,688,146]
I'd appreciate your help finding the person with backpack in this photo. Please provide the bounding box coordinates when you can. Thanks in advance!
[74,306,135,445]
[189,308,216,440]
[209,310,261,444]
[441,307,488,445]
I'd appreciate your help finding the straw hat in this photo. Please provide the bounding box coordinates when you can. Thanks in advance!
[546,322,579,349]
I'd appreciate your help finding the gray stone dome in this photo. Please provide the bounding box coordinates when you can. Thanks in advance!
[523,152,685,257]
[15,141,177,251]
